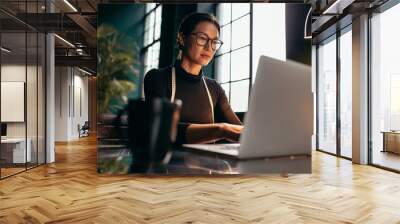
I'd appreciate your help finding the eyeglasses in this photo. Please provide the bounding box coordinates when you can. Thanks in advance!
[190,32,223,51]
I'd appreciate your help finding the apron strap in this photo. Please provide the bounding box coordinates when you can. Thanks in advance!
[170,67,176,103]
[202,77,215,124]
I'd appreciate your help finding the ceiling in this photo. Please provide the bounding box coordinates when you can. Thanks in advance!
[0,0,101,72]
[0,0,160,73]
[0,0,394,73]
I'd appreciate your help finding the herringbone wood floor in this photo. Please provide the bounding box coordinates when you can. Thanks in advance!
[1,136,400,224]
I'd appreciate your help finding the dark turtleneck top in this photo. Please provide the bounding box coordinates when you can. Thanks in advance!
[144,60,242,144]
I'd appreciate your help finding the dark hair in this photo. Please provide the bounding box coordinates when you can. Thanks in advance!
[177,12,220,50]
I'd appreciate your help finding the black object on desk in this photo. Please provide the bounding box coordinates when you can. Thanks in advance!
[126,98,182,172]
[1,123,7,137]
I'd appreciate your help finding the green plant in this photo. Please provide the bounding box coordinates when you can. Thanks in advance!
[97,24,140,114]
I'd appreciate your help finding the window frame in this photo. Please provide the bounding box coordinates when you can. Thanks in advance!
[214,3,253,113]
[315,24,353,161]
[338,24,353,159]
[0,0,47,179]
[142,4,162,75]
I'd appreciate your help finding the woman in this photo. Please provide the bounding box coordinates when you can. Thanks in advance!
[144,12,243,144]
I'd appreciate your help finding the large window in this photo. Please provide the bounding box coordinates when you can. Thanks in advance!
[143,3,162,75]
[317,36,337,154]
[370,2,400,171]
[216,3,251,112]
[340,27,352,158]
[215,3,286,112]
[316,24,353,159]
[252,4,286,78]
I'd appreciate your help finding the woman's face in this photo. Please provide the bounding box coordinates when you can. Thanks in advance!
[183,21,220,66]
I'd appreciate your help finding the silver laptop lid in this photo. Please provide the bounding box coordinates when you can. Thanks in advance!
[239,55,313,158]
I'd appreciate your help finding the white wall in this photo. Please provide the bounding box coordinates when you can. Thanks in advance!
[1,65,26,128]
[0,65,38,138]
[1,64,46,163]
[55,67,89,141]
[55,66,69,141]
[1,65,26,140]
[73,73,89,135]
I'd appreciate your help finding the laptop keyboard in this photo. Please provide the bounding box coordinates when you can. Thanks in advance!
[183,144,240,156]
[211,144,240,150]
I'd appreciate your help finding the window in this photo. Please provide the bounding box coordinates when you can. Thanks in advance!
[215,3,286,112]
[315,24,353,159]
[390,74,400,130]
[317,36,337,155]
[143,3,162,75]
[252,4,286,80]
[216,3,251,112]
[339,27,352,158]
[370,2,400,171]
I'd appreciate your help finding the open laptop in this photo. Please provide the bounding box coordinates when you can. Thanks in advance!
[182,55,313,159]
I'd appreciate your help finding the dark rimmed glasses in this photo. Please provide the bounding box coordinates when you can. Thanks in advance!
[190,32,223,51]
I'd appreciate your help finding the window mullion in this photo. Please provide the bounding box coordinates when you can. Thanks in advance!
[337,30,341,157]
[229,3,233,103]
[249,3,253,109]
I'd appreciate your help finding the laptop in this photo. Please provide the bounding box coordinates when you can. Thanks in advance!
[182,55,313,159]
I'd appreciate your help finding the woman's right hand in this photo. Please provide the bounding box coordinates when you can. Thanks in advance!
[185,123,243,144]
[218,123,243,142]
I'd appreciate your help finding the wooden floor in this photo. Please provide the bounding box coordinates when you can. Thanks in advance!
[1,136,400,223]
[373,150,400,171]
[1,163,45,178]
[1,167,26,178]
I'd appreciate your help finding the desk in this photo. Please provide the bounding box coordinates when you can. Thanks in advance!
[1,138,31,163]
[382,131,400,154]
[98,147,311,175]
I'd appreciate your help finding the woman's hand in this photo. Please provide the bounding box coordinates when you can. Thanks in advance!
[185,123,243,144]
[218,123,244,142]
